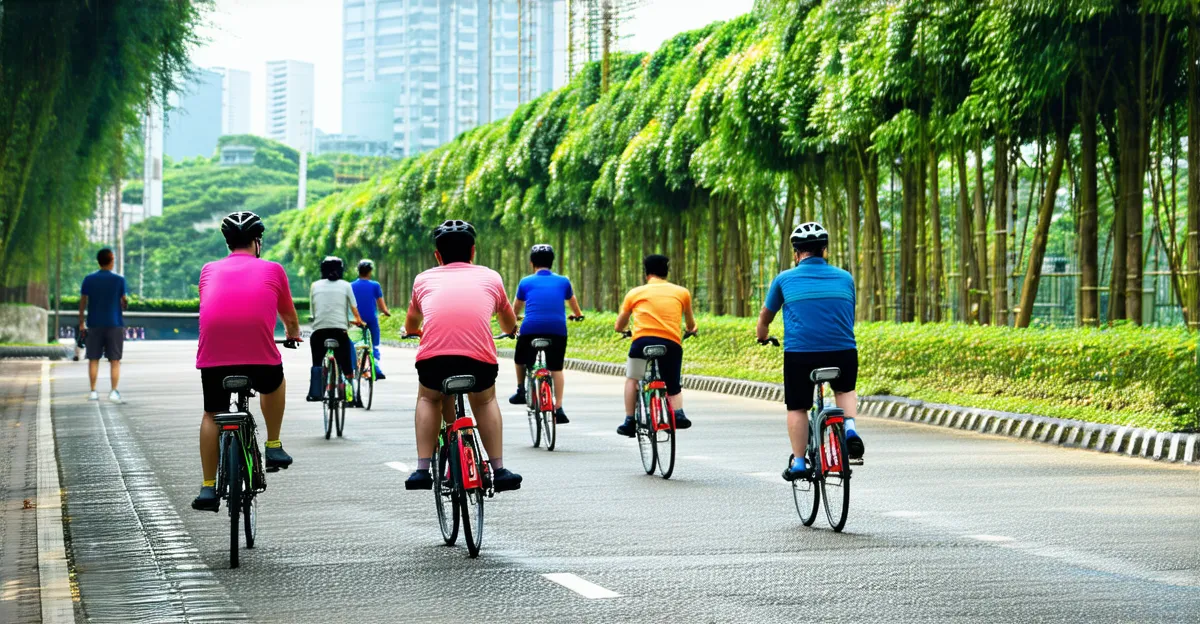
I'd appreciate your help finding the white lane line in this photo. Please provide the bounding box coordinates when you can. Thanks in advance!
[542,573,621,599]
[884,510,924,519]
[744,471,779,483]
[681,455,714,461]
[36,361,74,623]
[385,461,409,472]
[966,534,1015,543]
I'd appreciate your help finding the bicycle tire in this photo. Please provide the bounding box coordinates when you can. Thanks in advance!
[655,393,676,479]
[540,379,556,451]
[322,362,333,440]
[335,392,346,437]
[357,350,374,411]
[526,375,541,448]
[225,435,242,568]
[791,453,820,526]
[820,420,850,532]
[432,445,459,545]
[635,392,656,474]
[243,495,256,549]
[459,435,485,558]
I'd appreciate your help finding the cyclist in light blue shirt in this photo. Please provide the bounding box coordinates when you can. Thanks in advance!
[507,244,583,424]
[756,222,864,481]
[351,260,391,379]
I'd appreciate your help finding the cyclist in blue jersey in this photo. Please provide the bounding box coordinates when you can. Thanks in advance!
[507,244,584,424]
[351,259,391,379]
[756,222,865,481]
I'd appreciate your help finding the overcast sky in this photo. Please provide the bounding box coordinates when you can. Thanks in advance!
[189,0,754,136]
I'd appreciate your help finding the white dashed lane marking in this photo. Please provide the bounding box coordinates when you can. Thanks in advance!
[385,461,409,472]
[542,573,621,599]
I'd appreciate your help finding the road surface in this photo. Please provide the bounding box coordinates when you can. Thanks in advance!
[35,341,1200,623]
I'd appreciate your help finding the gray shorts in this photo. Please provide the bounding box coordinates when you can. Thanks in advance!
[85,327,124,361]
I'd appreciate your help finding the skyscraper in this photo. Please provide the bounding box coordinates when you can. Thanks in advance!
[342,0,562,158]
[220,68,252,136]
[163,67,223,161]
[266,60,316,153]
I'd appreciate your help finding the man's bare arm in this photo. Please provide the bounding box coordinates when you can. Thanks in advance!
[614,309,632,333]
[78,295,87,328]
[568,296,583,317]
[683,299,698,334]
[756,306,777,342]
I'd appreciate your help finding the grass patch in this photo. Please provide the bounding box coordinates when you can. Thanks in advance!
[381,312,1198,432]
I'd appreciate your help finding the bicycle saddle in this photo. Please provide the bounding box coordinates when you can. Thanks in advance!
[641,345,668,359]
[324,339,340,349]
[222,376,250,391]
[810,367,840,383]
[531,338,552,349]
[442,375,476,394]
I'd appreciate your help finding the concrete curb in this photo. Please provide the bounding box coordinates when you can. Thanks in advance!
[0,345,71,360]
[384,341,1198,465]
[36,360,74,623]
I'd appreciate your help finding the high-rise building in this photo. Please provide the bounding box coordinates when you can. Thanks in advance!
[163,67,223,161]
[266,60,316,153]
[220,68,252,136]
[342,0,563,158]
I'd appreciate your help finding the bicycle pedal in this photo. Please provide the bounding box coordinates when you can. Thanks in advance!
[849,458,864,466]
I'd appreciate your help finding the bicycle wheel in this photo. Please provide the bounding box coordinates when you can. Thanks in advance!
[654,393,676,479]
[225,435,242,568]
[791,453,820,526]
[526,376,541,448]
[432,445,459,545]
[335,392,346,438]
[456,437,485,558]
[358,350,374,411]
[635,393,656,474]
[540,379,556,452]
[243,495,257,549]
[322,363,333,440]
[820,420,851,532]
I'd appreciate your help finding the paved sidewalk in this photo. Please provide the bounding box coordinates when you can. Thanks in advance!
[0,361,43,623]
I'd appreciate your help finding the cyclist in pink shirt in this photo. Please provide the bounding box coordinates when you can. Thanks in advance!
[402,220,522,492]
[192,212,302,512]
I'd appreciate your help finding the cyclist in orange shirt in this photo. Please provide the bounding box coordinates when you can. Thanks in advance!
[613,254,697,436]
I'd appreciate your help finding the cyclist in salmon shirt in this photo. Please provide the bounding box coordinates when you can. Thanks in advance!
[192,212,302,512]
[402,220,523,493]
[614,254,697,437]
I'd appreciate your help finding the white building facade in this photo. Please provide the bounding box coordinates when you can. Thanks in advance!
[220,68,252,136]
[266,60,316,153]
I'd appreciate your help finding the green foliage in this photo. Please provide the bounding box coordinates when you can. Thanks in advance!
[58,295,310,314]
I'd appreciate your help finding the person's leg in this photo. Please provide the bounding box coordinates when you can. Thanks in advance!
[414,385,443,460]
[787,409,810,458]
[513,363,526,390]
[260,379,286,441]
[88,359,99,391]
[109,360,121,390]
[833,390,857,420]
[107,328,124,390]
[200,411,219,481]
[667,392,684,411]
[368,320,381,365]
[624,377,638,416]
[467,386,503,461]
[335,332,355,379]
[552,371,565,407]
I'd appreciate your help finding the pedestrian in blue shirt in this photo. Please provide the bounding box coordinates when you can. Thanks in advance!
[756,222,865,481]
[507,244,584,424]
[351,259,391,379]
[79,248,128,403]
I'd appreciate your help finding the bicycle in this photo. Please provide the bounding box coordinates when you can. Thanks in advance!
[403,332,494,558]
[621,329,696,480]
[214,338,298,568]
[319,336,349,439]
[353,324,377,411]
[760,336,857,532]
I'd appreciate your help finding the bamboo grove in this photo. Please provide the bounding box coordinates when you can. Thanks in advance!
[281,0,1200,329]
[0,0,203,300]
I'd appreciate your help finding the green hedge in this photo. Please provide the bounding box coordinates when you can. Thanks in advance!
[380,312,1198,432]
[59,296,311,313]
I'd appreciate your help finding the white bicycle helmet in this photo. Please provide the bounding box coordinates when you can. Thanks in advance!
[790,222,829,249]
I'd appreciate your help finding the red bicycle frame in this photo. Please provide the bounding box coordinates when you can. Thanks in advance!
[449,417,484,490]
[645,380,675,432]
[534,369,554,412]
[821,414,845,473]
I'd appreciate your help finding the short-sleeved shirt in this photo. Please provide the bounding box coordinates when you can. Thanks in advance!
[620,278,692,344]
[410,262,512,364]
[764,257,856,353]
[516,269,573,335]
[80,270,126,328]
[351,278,384,323]
[197,253,294,368]
[310,279,357,331]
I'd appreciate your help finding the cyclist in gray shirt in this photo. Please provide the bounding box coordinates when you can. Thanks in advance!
[307,256,365,401]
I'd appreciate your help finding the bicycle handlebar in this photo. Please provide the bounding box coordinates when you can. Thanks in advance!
[683,330,698,341]
[494,333,516,340]
[399,333,421,340]
[568,315,585,322]
[758,336,780,347]
[617,330,632,339]
[275,338,301,349]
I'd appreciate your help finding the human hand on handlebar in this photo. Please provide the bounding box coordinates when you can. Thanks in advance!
[758,336,780,347]
[400,329,422,339]
[568,315,585,322]
[683,330,698,340]
[617,329,632,339]
[494,332,516,340]
[275,338,301,349]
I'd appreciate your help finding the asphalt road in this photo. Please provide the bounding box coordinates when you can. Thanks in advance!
[45,341,1200,623]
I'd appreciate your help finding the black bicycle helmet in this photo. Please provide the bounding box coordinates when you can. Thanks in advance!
[221,211,265,248]
[790,222,829,249]
[320,256,345,280]
[432,219,476,240]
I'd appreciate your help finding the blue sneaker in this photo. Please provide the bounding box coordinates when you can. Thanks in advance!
[782,456,810,482]
[846,431,864,459]
[616,416,636,437]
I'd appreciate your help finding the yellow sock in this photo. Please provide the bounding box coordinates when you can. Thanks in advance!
[202,480,215,488]
[265,440,282,449]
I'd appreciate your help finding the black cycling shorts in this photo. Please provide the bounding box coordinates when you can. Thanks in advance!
[783,349,858,411]
[200,364,284,413]
[627,337,683,396]
[415,355,499,394]
[513,333,568,371]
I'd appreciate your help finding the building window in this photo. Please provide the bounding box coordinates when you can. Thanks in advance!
[377,17,404,31]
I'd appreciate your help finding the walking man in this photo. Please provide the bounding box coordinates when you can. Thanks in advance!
[79,248,128,403]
